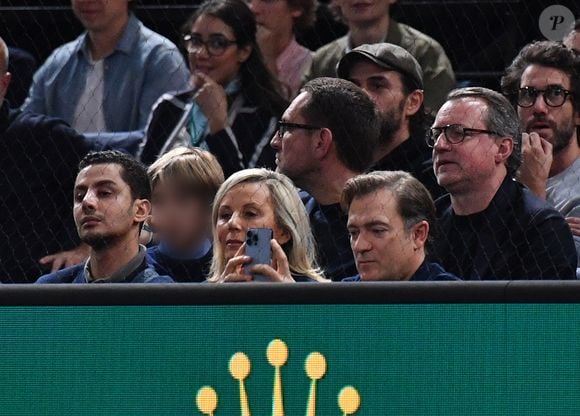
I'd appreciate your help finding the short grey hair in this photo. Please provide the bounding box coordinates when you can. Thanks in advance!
[446,87,522,176]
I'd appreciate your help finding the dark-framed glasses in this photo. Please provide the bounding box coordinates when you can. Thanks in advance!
[277,121,322,138]
[182,33,238,56]
[426,124,501,148]
[516,85,573,108]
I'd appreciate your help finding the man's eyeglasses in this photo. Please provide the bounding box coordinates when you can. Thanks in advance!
[183,33,238,57]
[277,121,322,138]
[426,124,501,148]
[516,85,573,108]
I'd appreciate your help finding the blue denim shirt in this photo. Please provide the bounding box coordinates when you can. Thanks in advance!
[22,14,190,133]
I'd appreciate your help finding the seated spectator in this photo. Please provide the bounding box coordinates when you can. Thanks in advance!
[36,151,173,284]
[207,168,325,283]
[6,46,37,108]
[23,0,189,134]
[341,171,459,281]
[247,0,315,98]
[337,43,443,198]
[0,36,90,283]
[270,77,380,281]
[139,0,288,178]
[564,19,580,53]
[146,147,224,282]
[501,41,580,257]
[303,0,455,110]
[429,87,577,279]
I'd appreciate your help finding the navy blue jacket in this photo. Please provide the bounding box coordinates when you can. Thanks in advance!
[0,100,89,283]
[301,191,356,282]
[146,244,212,283]
[343,261,460,281]
[35,261,173,284]
[432,177,577,280]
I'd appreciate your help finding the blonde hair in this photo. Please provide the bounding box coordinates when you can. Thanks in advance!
[208,168,326,282]
[148,147,224,203]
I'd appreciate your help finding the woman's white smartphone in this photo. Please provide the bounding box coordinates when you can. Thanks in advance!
[244,228,273,282]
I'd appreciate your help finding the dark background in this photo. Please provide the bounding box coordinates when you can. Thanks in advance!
[1,0,579,91]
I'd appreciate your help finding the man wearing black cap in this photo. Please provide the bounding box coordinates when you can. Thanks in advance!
[337,43,443,198]
[303,0,454,110]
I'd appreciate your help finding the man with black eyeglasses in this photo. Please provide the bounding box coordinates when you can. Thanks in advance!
[428,87,576,280]
[270,77,380,281]
[502,40,580,258]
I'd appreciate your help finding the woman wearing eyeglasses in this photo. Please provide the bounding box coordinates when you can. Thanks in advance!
[139,0,288,178]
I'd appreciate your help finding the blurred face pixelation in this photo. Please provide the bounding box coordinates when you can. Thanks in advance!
[73,164,142,249]
[518,64,577,153]
[188,14,247,86]
[72,0,129,32]
[270,92,318,184]
[248,0,301,38]
[347,60,406,143]
[432,98,505,193]
[150,184,210,253]
[335,0,395,26]
[347,189,419,281]
[215,182,289,262]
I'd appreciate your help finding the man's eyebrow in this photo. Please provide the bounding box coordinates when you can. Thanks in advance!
[74,179,117,190]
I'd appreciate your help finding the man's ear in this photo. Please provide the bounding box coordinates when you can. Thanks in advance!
[0,72,11,95]
[404,89,424,118]
[411,220,429,250]
[134,199,152,224]
[312,127,334,160]
[495,136,514,165]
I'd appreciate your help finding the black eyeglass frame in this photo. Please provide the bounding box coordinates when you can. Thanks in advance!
[426,124,502,148]
[276,121,323,138]
[182,33,238,57]
[515,86,573,108]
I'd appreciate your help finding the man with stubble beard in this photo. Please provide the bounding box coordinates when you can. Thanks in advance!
[502,41,580,257]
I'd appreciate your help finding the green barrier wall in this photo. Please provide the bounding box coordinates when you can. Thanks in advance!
[0,303,579,415]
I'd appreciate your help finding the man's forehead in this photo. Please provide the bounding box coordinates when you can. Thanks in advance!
[436,98,488,125]
[520,64,571,88]
[75,163,123,186]
[283,91,310,120]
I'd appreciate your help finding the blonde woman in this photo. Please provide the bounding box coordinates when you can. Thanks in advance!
[208,168,326,282]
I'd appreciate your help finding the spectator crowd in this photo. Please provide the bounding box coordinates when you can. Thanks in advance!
[0,0,578,284]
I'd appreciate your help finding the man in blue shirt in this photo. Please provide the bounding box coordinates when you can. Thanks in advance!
[37,151,173,284]
[341,170,459,282]
[23,0,189,137]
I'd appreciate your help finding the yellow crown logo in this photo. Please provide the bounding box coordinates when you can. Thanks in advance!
[195,339,361,416]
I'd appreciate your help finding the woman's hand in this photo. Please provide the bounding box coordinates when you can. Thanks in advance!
[248,239,295,283]
[192,71,229,134]
[220,240,295,283]
[220,244,253,282]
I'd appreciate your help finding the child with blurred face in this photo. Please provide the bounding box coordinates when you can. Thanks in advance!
[146,147,224,282]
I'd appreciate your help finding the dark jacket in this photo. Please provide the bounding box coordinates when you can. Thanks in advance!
[138,89,279,177]
[301,191,357,281]
[35,260,173,284]
[371,132,444,199]
[0,100,89,282]
[343,261,460,281]
[146,244,212,283]
[433,177,578,280]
